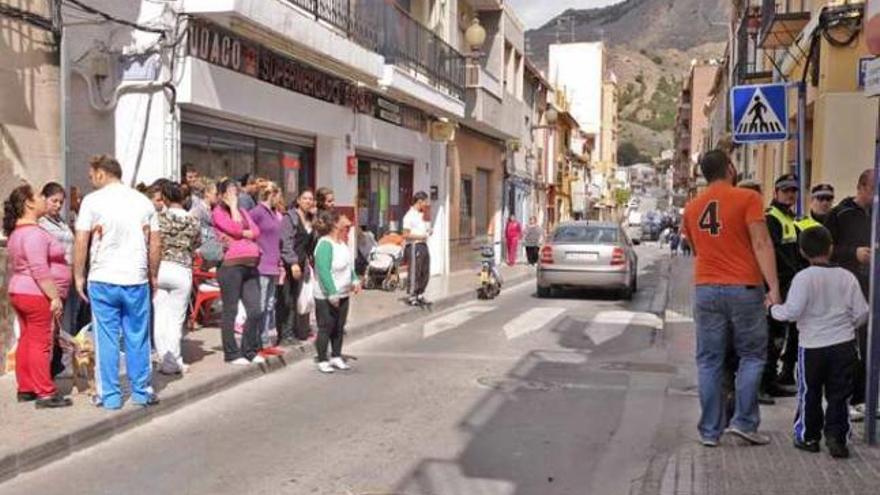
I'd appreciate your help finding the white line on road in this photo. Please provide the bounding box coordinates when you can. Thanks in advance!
[502,307,567,340]
[585,311,663,346]
[422,305,496,338]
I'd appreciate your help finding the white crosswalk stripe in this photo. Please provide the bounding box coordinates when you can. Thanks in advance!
[422,305,496,338]
[585,311,663,346]
[502,307,567,340]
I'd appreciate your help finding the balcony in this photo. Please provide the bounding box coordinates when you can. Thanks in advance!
[760,0,812,49]
[736,7,775,83]
[184,0,465,105]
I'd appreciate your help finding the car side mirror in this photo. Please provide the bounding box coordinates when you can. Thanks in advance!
[632,239,641,246]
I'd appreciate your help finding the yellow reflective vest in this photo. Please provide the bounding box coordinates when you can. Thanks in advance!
[795,215,822,232]
[766,206,798,244]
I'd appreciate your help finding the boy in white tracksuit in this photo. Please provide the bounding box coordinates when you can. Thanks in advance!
[769,226,868,459]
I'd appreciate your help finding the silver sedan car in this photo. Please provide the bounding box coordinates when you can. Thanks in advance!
[536,221,639,299]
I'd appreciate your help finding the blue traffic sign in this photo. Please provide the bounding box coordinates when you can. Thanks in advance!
[731,83,789,143]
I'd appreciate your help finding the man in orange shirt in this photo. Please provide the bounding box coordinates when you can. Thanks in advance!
[682,150,781,447]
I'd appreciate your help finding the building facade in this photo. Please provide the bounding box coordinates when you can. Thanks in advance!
[674,60,720,192]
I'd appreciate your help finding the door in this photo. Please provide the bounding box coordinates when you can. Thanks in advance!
[475,169,490,239]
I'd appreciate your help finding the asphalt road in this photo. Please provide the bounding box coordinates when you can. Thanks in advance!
[1,246,674,495]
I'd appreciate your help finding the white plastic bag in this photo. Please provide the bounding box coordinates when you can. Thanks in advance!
[297,266,315,315]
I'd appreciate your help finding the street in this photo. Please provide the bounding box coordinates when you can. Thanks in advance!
[0,246,673,495]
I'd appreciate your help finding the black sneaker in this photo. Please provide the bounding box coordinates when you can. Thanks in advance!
[826,439,850,459]
[35,395,73,409]
[17,392,38,403]
[793,438,820,453]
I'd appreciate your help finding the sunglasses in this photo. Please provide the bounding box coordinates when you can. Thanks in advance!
[781,188,798,193]
[815,196,834,202]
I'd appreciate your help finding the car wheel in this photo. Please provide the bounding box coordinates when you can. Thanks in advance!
[621,284,634,301]
[537,285,552,298]
[632,273,638,293]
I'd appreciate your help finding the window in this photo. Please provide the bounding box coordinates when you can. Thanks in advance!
[460,176,473,239]
[552,226,620,245]
[181,123,314,205]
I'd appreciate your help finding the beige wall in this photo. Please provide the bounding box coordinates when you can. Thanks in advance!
[0,0,62,202]
[688,65,719,163]
[449,127,503,270]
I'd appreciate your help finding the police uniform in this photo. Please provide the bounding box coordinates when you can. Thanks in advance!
[764,174,807,397]
[798,184,834,230]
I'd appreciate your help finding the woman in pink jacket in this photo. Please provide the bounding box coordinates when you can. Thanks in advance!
[505,215,523,266]
[213,179,263,366]
[4,184,72,408]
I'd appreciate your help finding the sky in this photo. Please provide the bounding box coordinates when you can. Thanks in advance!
[506,0,623,29]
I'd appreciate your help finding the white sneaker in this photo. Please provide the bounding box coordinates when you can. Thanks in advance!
[329,357,351,370]
[251,355,267,365]
[850,405,866,422]
[229,358,250,366]
[317,361,335,373]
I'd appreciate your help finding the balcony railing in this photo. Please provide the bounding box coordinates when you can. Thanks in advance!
[760,0,812,49]
[287,0,465,99]
[735,10,774,83]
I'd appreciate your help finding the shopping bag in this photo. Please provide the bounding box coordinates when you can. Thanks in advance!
[297,266,315,315]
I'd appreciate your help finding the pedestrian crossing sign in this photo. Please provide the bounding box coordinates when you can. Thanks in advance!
[730,83,789,144]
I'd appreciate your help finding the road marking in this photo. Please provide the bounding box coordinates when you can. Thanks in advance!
[665,310,694,323]
[422,305,496,338]
[585,311,663,346]
[502,307,567,340]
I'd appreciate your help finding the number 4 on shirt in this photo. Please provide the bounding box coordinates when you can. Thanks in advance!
[698,201,722,236]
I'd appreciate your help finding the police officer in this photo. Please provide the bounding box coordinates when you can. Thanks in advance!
[762,174,805,403]
[797,184,834,231]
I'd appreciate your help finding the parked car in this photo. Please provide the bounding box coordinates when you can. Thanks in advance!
[537,221,639,299]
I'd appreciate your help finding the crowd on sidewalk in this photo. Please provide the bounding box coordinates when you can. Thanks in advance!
[683,149,876,460]
[3,155,436,411]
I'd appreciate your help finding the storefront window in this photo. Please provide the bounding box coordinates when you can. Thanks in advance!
[357,158,412,237]
[181,123,314,205]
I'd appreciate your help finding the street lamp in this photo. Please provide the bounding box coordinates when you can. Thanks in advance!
[531,106,559,130]
[465,18,487,54]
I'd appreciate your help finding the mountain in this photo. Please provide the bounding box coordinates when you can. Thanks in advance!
[525,0,729,158]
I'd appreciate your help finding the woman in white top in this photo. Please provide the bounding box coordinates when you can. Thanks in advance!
[152,181,201,375]
[313,210,360,373]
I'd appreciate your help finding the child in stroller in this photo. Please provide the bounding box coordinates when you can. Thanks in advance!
[361,228,405,291]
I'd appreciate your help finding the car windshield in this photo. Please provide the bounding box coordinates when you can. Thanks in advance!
[553,226,619,245]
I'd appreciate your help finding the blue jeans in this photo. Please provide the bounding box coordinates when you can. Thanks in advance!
[694,285,768,440]
[89,282,153,409]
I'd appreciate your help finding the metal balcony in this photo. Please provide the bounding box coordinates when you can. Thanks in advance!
[759,0,812,49]
[288,0,465,99]
[736,7,775,83]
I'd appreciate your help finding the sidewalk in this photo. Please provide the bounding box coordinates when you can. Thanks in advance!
[645,256,880,495]
[0,264,534,482]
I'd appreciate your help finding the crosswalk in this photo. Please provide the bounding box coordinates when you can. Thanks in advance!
[418,304,660,345]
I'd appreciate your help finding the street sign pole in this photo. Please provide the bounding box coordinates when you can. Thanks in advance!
[866,101,880,445]
[795,82,807,217]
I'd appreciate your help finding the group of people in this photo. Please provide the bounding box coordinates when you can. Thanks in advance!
[683,149,874,459]
[504,215,545,266]
[4,155,436,410]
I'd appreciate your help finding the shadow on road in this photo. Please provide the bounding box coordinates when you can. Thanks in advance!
[391,256,670,495]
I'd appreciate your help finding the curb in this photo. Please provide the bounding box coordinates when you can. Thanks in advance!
[0,272,535,483]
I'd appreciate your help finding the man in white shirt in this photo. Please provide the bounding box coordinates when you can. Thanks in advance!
[402,191,431,306]
[73,155,161,410]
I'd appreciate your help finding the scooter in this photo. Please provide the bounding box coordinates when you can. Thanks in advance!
[477,244,503,300]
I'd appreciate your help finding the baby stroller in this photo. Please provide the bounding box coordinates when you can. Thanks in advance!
[364,243,404,291]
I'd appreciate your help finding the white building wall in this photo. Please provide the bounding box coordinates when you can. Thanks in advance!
[548,42,604,155]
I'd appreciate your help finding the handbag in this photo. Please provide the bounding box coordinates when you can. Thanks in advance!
[297,265,315,315]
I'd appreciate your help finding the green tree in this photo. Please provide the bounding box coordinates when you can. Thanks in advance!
[614,188,632,208]
[618,141,650,166]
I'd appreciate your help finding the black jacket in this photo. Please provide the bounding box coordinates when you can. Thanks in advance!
[280,208,317,270]
[766,201,806,294]
[826,197,871,297]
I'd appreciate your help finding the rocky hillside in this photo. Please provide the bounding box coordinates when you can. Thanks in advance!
[525,0,729,158]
